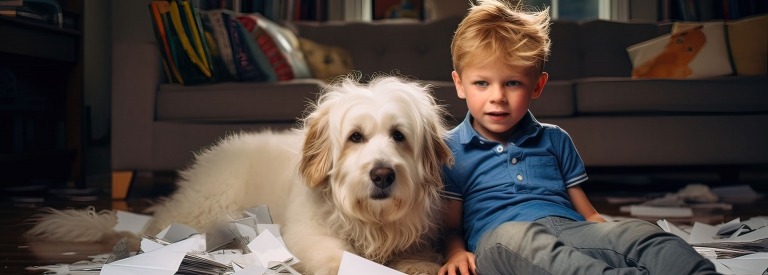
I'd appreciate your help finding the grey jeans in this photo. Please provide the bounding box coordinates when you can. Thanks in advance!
[475,217,719,275]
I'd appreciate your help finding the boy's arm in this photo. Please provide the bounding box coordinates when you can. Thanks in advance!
[567,185,606,222]
[439,199,476,275]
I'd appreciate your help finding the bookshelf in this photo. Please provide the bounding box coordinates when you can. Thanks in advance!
[0,1,84,191]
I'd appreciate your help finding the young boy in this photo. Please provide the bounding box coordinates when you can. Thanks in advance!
[438,1,719,274]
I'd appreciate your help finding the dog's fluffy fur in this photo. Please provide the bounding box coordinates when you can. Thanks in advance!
[27,76,454,275]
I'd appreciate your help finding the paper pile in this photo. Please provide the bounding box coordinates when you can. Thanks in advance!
[658,217,768,275]
[27,205,405,275]
[614,184,744,219]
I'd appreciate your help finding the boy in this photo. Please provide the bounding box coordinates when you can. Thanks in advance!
[438,1,719,274]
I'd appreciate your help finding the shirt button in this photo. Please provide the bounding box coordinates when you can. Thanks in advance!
[517,174,524,181]
[511,158,518,165]
[495,146,503,153]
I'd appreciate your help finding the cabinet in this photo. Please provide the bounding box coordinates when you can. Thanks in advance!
[0,1,83,190]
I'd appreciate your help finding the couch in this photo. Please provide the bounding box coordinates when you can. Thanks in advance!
[110,12,768,199]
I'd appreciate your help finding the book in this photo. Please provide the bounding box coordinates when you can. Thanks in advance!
[12,0,61,27]
[163,3,187,83]
[238,14,292,81]
[0,0,23,6]
[201,9,239,79]
[199,11,234,81]
[180,0,212,73]
[231,16,275,81]
[169,0,213,81]
[224,11,265,81]
[0,7,16,17]
[149,1,184,84]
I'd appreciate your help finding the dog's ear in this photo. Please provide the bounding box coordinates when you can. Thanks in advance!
[421,115,454,189]
[300,110,333,188]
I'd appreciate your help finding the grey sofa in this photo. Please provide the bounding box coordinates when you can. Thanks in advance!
[111,13,768,198]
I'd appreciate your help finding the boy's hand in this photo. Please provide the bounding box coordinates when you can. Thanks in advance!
[439,250,476,275]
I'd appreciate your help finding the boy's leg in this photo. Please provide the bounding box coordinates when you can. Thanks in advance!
[475,221,648,275]
[541,217,718,275]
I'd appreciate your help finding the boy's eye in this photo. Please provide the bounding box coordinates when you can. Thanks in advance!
[505,81,521,87]
[472,81,489,87]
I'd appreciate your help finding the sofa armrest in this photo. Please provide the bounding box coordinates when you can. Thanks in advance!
[110,41,163,170]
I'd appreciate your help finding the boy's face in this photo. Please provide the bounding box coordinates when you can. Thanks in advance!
[452,59,548,144]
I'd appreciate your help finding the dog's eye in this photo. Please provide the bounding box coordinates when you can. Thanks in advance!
[349,132,364,143]
[392,130,405,142]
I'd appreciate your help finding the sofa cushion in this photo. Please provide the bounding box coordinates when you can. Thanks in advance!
[531,80,575,118]
[156,78,325,122]
[547,21,582,81]
[293,16,459,82]
[727,14,768,76]
[579,20,669,78]
[574,76,768,114]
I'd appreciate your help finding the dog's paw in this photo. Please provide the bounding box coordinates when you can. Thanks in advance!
[292,254,341,275]
[308,266,339,275]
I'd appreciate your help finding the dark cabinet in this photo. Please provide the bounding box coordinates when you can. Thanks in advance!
[0,1,83,191]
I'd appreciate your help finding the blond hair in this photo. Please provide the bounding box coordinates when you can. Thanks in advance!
[451,0,551,73]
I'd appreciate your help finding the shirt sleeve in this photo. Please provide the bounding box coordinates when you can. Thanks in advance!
[441,165,463,201]
[555,127,588,188]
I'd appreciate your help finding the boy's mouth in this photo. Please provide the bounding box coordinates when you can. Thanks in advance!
[486,111,509,120]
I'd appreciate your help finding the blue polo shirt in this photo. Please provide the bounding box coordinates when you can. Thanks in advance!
[441,111,588,252]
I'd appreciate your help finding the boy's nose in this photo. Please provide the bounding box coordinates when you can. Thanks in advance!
[489,86,507,103]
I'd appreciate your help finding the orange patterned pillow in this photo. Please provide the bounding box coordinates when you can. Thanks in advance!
[627,22,732,79]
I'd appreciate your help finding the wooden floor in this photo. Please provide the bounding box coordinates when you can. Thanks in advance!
[0,198,106,274]
[0,178,766,274]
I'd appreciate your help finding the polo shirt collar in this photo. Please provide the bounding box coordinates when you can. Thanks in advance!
[457,111,543,146]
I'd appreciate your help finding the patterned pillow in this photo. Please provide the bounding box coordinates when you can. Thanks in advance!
[627,22,732,79]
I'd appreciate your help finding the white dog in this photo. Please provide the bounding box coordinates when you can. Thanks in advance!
[27,75,454,275]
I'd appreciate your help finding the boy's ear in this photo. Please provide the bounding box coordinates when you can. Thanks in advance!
[452,71,467,99]
[532,72,548,99]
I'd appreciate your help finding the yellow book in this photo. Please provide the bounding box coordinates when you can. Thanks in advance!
[169,0,212,78]
[181,0,210,71]
[150,1,185,84]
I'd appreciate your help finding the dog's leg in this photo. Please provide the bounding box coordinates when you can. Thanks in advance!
[281,186,350,275]
[283,219,349,275]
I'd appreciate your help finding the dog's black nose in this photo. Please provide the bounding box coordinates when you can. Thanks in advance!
[370,167,395,189]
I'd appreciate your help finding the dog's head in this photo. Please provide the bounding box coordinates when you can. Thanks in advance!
[299,75,453,224]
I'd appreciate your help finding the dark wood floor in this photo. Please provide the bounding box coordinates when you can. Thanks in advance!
[1,174,766,275]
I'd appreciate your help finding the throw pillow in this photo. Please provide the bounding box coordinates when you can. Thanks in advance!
[627,22,732,79]
[726,14,768,76]
[248,13,313,79]
[298,38,354,82]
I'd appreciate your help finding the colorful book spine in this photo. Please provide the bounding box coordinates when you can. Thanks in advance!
[169,0,213,78]
[199,12,234,81]
[180,0,211,72]
[149,1,185,84]
[225,12,265,81]
[203,9,238,79]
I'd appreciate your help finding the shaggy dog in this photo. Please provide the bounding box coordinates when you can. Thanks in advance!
[27,76,454,275]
